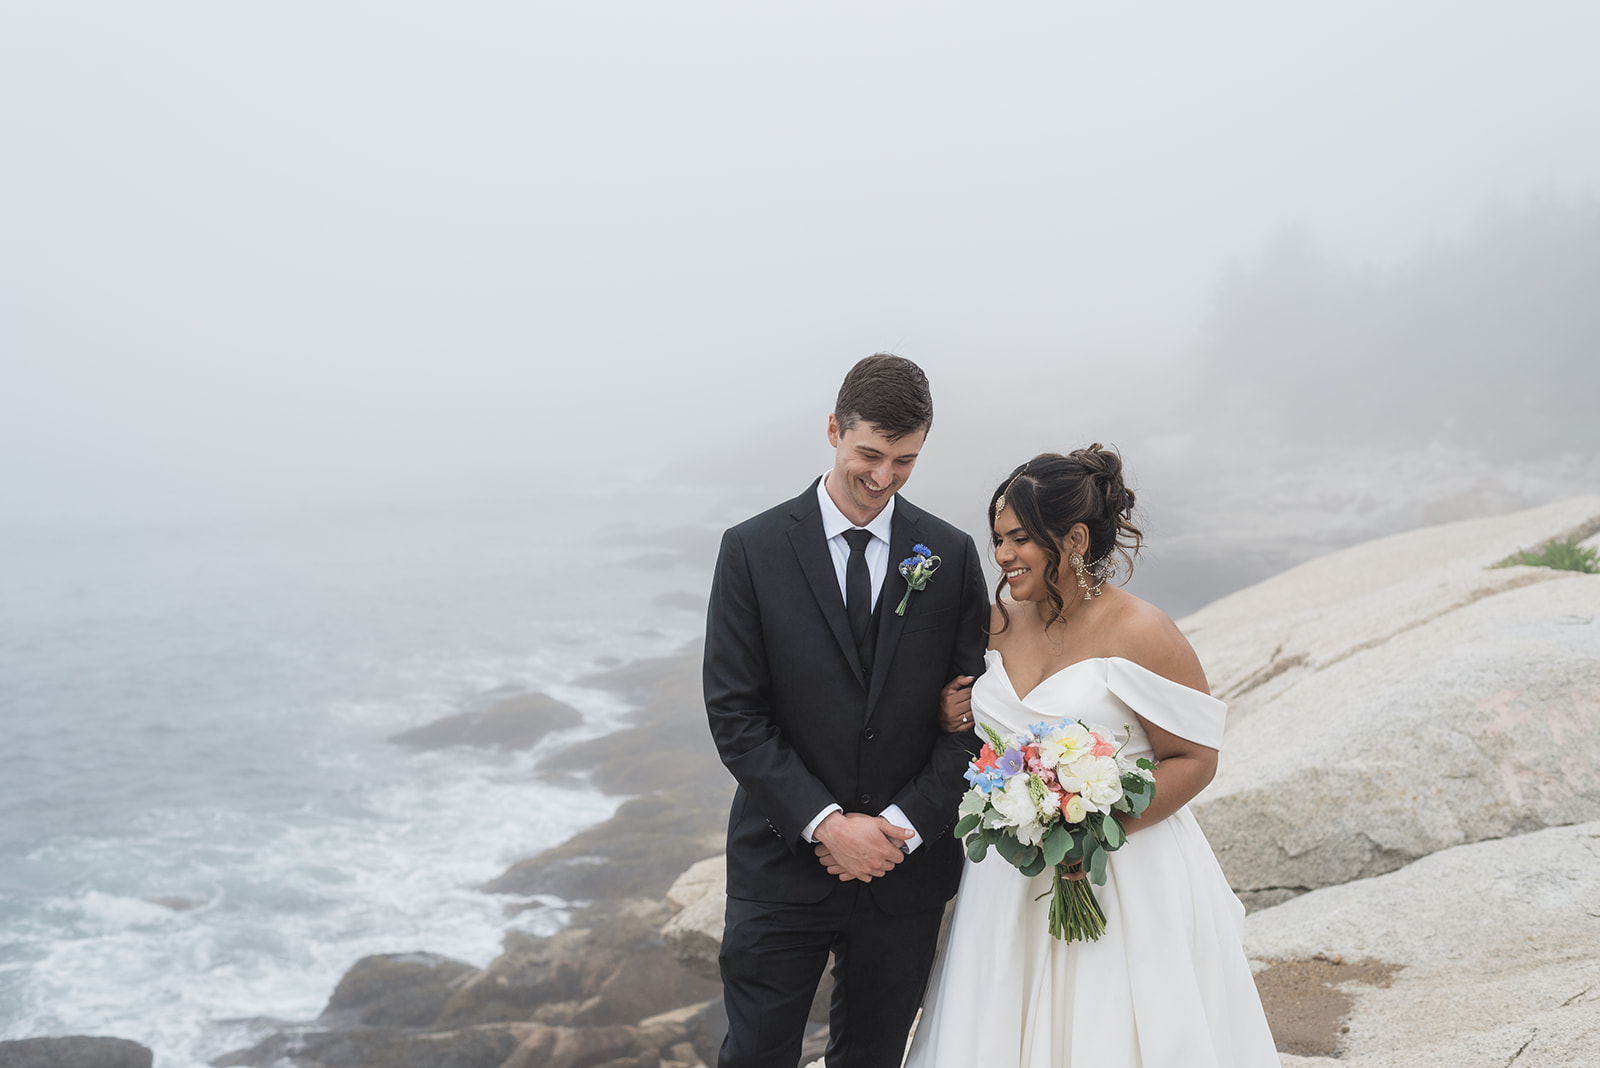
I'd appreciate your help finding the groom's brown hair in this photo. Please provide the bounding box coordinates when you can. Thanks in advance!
[834,353,934,442]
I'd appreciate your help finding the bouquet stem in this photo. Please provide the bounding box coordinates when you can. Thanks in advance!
[1046,863,1106,942]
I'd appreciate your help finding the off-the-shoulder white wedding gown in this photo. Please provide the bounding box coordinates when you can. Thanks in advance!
[904,650,1280,1068]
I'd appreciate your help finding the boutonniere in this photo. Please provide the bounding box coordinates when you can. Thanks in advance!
[895,543,941,616]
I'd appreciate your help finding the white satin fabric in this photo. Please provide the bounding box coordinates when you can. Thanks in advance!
[904,650,1280,1068]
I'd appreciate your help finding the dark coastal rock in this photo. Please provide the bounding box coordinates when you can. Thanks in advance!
[435,928,585,1026]
[222,646,730,1068]
[389,692,581,751]
[437,904,718,1031]
[486,650,730,903]
[214,1024,533,1068]
[591,1055,661,1068]
[634,1002,707,1057]
[481,791,725,903]
[500,1025,640,1068]
[571,944,722,1028]
[0,1036,153,1068]
[318,951,478,1027]
[682,998,728,1067]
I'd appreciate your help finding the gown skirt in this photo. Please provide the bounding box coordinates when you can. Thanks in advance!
[903,650,1281,1068]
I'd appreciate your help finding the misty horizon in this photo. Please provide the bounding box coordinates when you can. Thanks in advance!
[4,3,1599,530]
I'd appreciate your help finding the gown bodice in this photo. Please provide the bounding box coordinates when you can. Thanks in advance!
[904,647,1279,1068]
[971,648,1227,763]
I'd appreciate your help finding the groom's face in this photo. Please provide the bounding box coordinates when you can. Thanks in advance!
[825,414,927,525]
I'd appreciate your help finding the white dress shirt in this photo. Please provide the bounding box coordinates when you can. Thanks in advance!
[802,475,924,853]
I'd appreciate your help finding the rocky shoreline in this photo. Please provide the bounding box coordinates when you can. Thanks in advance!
[202,651,736,1068]
[9,495,1599,1068]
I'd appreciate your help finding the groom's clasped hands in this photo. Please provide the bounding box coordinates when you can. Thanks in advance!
[812,812,914,882]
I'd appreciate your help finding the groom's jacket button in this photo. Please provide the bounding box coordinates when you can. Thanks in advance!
[859,793,872,805]
[862,727,877,741]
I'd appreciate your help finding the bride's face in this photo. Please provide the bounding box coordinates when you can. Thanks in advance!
[992,505,1051,603]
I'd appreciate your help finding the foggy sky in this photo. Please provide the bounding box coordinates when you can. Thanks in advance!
[3,2,1598,525]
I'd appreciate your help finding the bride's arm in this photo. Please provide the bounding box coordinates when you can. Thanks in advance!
[936,675,975,733]
[1108,596,1218,833]
[1119,716,1217,833]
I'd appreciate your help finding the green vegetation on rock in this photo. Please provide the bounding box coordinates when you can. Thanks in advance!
[1493,537,1600,574]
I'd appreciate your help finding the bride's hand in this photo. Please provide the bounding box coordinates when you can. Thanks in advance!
[938,675,976,733]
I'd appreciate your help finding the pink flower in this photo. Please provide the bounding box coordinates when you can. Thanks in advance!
[1090,733,1116,758]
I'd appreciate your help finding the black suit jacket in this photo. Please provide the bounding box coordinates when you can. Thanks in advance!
[704,479,988,914]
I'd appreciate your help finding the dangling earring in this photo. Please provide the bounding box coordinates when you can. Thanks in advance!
[1069,550,1090,600]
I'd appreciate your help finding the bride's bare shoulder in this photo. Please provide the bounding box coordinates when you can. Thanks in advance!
[1104,590,1210,694]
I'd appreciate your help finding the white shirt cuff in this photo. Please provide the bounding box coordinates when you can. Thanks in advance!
[802,804,842,843]
[878,803,923,853]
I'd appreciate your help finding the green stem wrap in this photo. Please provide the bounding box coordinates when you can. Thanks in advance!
[1045,862,1107,942]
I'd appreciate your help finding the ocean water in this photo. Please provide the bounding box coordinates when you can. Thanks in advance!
[0,489,717,1065]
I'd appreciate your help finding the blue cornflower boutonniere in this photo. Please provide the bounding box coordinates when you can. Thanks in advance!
[895,543,941,616]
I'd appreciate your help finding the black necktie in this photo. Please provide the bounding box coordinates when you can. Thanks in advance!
[842,528,873,656]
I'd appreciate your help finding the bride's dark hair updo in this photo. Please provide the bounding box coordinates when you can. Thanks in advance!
[988,445,1143,632]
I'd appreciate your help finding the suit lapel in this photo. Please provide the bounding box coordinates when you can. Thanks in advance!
[786,485,867,685]
[865,503,925,717]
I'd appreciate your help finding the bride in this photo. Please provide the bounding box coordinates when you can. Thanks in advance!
[904,447,1280,1067]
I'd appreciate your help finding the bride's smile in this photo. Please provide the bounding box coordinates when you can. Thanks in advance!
[992,505,1047,602]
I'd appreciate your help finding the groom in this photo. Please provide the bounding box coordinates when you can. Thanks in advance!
[704,354,987,1068]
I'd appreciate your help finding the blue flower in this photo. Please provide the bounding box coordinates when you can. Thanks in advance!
[895,542,941,616]
[964,765,1006,793]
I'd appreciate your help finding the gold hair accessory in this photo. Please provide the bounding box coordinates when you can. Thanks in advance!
[994,466,1030,516]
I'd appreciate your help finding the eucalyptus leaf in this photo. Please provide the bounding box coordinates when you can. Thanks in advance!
[1089,843,1108,885]
[994,834,1025,865]
[1019,854,1048,878]
[958,789,987,817]
[1042,826,1070,867]
[1103,815,1125,849]
[954,813,981,839]
[967,836,990,863]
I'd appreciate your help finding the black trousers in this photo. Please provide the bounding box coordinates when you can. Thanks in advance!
[718,881,945,1068]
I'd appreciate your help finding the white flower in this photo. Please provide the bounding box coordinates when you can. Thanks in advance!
[1036,722,1093,769]
[1059,755,1124,813]
[991,774,1047,846]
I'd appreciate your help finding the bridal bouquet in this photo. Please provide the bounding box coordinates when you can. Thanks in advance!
[955,720,1156,941]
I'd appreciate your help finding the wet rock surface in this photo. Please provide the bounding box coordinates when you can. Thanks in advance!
[215,651,728,1068]
[0,1037,154,1068]
[389,691,582,751]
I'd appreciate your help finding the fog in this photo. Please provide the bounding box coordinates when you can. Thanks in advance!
[3,2,1598,534]
[5,7,1600,1053]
